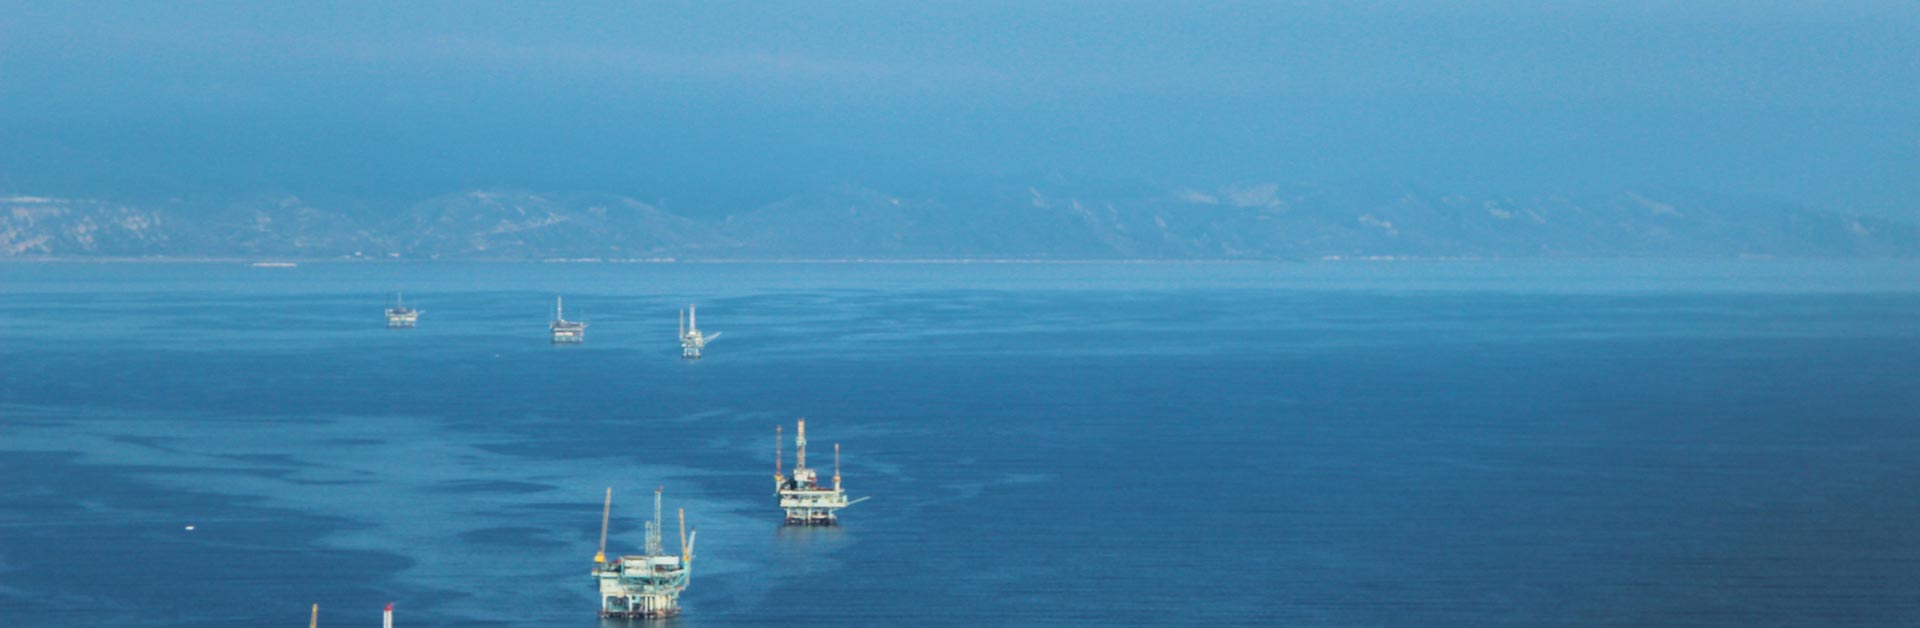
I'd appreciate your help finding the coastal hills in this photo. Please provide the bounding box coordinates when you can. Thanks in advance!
[3,183,1915,260]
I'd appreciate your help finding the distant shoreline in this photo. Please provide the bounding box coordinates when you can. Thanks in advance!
[0,255,1894,264]
[0,257,1299,264]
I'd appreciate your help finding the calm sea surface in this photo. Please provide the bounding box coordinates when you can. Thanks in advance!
[1,261,1917,627]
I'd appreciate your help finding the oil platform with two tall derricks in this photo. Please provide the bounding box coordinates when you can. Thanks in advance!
[384,293,418,328]
[678,305,719,359]
[591,487,696,619]
[775,419,869,525]
[551,296,586,344]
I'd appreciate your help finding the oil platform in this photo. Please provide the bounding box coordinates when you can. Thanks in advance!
[551,296,586,344]
[384,293,418,328]
[301,602,393,627]
[775,419,869,525]
[591,486,697,619]
[679,305,719,358]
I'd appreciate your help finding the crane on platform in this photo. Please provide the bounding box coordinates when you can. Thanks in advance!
[594,487,612,565]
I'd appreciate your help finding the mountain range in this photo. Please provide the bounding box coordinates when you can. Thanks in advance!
[3,182,1916,260]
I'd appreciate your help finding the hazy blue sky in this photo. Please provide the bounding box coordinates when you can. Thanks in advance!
[2,1,1915,217]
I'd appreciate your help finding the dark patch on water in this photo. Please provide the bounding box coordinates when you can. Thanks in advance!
[459,526,556,548]
[439,480,557,495]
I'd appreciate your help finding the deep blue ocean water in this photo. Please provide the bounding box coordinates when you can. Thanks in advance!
[2,261,1918,627]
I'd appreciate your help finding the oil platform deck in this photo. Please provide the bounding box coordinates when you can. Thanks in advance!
[551,296,586,344]
[384,293,418,328]
[679,305,718,358]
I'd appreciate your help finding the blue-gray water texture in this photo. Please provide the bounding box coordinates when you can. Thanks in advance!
[2,261,1918,627]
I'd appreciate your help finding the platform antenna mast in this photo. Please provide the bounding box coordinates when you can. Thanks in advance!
[796,418,807,470]
[776,425,784,480]
[834,443,842,490]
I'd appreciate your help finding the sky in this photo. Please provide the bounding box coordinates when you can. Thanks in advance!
[1,1,1916,219]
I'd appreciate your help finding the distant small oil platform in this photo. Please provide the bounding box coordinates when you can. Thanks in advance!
[775,419,868,525]
[295,603,389,626]
[303,602,393,627]
[551,296,586,344]
[592,487,696,619]
[384,293,418,328]
[678,305,719,358]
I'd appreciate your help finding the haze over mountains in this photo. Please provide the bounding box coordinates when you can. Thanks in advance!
[4,181,1916,260]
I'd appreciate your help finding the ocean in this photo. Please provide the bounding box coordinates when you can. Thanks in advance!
[2,261,1917,627]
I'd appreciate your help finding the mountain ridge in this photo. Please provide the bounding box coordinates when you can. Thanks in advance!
[3,183,1915,260]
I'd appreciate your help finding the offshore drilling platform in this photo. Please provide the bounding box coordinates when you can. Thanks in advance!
[679,305,719,358]
[384,293,418,328]
[774,419,869,525]
[301,602,393,627]
[591,487,696,618]
[550,296,586,344]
